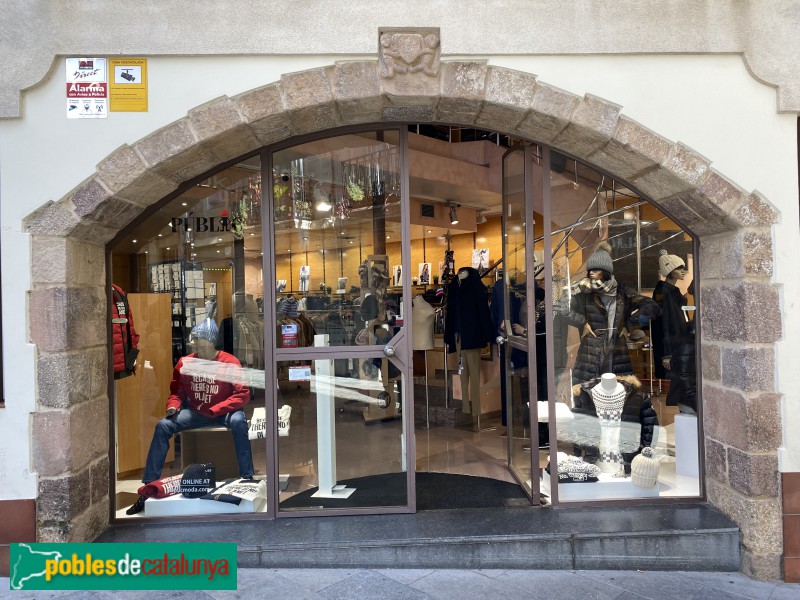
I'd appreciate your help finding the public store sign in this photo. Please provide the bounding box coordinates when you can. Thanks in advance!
[65,58,107,119]
[109,58,148,112]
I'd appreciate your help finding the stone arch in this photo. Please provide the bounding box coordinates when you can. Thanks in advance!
[23,61,783,577]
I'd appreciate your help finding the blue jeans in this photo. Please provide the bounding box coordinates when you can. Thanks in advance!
[142,408,253,483]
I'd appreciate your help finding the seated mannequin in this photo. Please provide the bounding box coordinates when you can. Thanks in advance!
[126,319,253,515]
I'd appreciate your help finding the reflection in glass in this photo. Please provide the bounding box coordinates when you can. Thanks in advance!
[272,133,401,349]
[277,358,407,511]
[110,156,268,518]
[545,155,699,501]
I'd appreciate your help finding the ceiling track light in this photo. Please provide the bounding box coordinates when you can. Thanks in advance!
[448,203,459,225]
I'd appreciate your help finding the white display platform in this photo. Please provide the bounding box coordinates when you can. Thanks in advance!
[141,476,286,517]
[144,492,266,517]
[674,413,699,477]
[539,471,660,501]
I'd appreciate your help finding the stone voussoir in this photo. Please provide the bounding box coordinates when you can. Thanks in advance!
[96,144,179,205]
[632,142,710,201]
[187,96,262,163]
[551,93,621,157]
[280,68,341,135]
[436,61,488,122]
[696,168,747,215]
[587,116,673,181]
[328,61,383,125]
[232,83,293,145]
[735,190,779,226]
[134,118,219,183]
[516,81,578,144]
[68,178,144,229]
[475,66,537,133]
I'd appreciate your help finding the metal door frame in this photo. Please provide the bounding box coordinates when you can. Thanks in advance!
[261,126,416,518]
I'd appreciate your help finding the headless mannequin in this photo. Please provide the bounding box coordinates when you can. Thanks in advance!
[456,269,482,417]
[412,295,435,350]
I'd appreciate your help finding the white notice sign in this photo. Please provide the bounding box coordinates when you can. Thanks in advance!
[288,366,312,382]
[66,58,108,119]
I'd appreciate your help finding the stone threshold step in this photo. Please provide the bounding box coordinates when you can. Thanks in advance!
[98,503,739,572]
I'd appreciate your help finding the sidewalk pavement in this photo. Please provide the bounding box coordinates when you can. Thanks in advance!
[3,568,800,599]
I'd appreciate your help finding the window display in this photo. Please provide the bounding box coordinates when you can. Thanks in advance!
[109,125,702,521]
[544,154,700,502]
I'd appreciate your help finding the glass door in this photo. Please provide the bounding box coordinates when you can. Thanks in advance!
[500,145,543,502]
[266,129,414,515]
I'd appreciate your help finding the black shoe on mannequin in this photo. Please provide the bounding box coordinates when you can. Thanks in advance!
[125,495,147,515]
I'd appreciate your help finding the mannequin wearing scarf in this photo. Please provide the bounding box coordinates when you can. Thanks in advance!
[568,242,660,385]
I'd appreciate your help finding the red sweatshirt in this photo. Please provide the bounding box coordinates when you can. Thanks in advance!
[166,351,250,417]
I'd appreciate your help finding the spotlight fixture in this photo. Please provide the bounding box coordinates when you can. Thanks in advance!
[314,183,332,212]
[449,204,459,225]
[476,211,487,225]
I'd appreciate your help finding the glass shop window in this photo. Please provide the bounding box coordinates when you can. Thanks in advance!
[540,154,700,502]
[110,154,269,518]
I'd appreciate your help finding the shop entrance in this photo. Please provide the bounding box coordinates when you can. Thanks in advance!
[110,124,701,520]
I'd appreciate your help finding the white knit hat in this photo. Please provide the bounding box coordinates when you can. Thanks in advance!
[658,249,685,278]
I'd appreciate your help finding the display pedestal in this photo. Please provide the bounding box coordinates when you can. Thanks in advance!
[540,471,660,501]
[313,334,356,499]
[143,491,267,516]
[675,413,699,477]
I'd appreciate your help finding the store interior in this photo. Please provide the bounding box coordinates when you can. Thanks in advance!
[110,125,700,519]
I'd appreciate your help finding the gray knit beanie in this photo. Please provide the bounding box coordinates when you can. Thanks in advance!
[586,242,613,274]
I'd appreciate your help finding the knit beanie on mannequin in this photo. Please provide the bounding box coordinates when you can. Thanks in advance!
[658,249,685,278]
[586,241,614,274]
[190,319,219,344]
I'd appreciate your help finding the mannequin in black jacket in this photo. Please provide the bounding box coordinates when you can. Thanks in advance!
[656,250,696,414]
[444,267,494,420]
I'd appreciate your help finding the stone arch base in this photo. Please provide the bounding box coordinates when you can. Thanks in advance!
[23,60,782,579]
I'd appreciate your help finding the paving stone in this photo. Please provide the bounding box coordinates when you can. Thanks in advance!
[320,570,431,600]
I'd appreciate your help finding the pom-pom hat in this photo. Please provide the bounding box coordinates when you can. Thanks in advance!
[658,249,686,278]
[586,242,614,274]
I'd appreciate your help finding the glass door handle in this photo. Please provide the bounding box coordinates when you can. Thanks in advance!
[383,344,396,357]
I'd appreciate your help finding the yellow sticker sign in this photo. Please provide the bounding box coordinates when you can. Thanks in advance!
[109,58,148,112]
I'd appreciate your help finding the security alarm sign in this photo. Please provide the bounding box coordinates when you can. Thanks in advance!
[65,58,108,119]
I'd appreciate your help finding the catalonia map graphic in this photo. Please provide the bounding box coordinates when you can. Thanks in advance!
[10,543,63,590]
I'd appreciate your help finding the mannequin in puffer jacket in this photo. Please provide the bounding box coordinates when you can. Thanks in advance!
[655,250,697,414]
[571,374,659,474]
[112,284,140,380]
[567,242,661,385]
